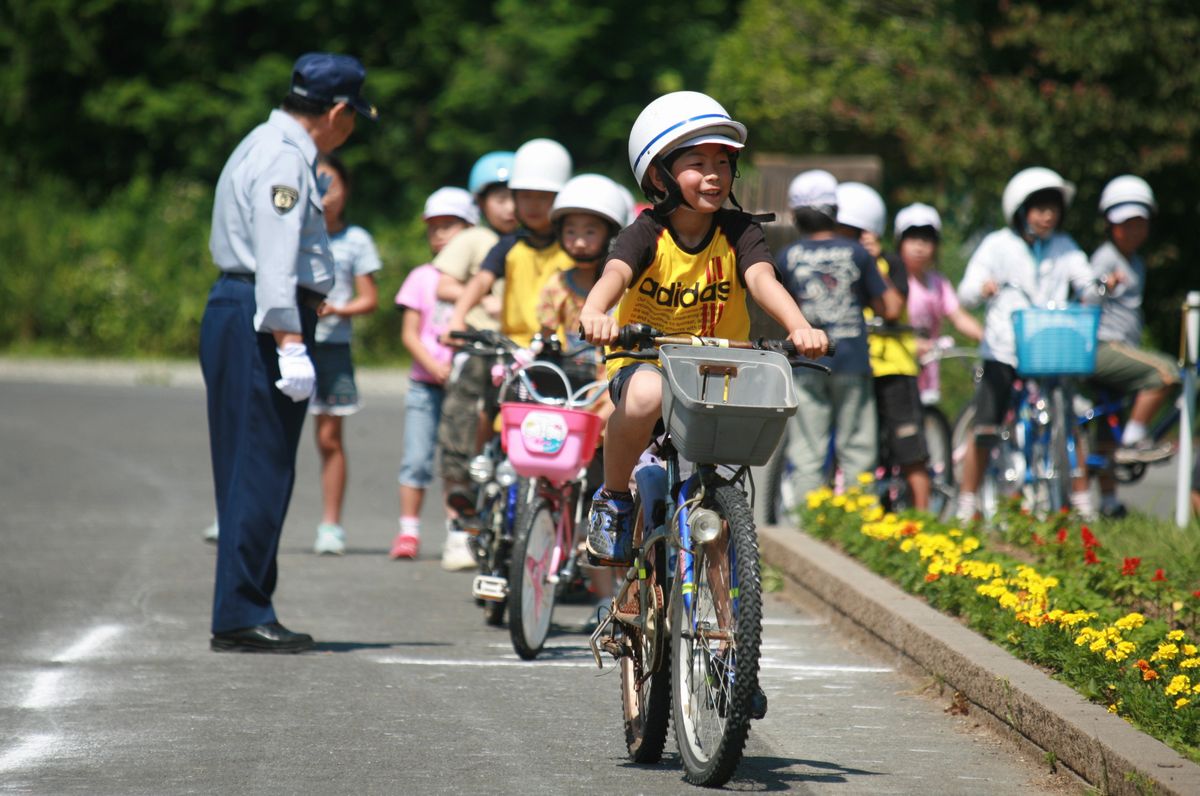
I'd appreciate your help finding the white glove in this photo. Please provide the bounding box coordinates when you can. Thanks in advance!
[275,342,316,402]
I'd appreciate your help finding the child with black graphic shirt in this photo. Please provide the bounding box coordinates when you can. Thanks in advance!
[778,170,902,501]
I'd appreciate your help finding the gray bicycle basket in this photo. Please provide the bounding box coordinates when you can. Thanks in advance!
[658,344,798,466]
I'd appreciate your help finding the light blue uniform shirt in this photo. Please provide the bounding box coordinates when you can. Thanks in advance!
[316,225,382,344]
[209,109,334,333]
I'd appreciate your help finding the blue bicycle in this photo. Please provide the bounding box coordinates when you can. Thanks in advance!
[588,324,831,787]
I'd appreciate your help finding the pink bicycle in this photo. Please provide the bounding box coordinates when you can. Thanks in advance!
[501,359,607,660]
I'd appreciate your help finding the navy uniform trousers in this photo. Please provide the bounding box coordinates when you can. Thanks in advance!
[199,274,316,634]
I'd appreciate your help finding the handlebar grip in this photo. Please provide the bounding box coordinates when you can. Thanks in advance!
[448,330,474,341]
[825,338,837,357]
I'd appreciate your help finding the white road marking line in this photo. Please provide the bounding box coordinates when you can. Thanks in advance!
[53,623,123,663]
[375,656,595,669]
[0,734,61,773]
[760,660,894,673]
[21,671,65,709]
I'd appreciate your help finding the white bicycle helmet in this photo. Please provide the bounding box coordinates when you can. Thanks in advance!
[894,203,942,239]
[423,186,479,225]
[550,174,630,229]
[835,182,886,237]
[627,91,747,190]
[787,169,838,212]
[508,138,572,193]
[1099,175,1156,223]
[1001,167,1075,227]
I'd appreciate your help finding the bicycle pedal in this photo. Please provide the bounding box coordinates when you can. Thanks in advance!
[471,575,508,602]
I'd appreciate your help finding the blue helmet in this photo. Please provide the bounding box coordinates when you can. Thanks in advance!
[468,151,516,196]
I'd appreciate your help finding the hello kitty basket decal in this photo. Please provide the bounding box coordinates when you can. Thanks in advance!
[499,402,603,482]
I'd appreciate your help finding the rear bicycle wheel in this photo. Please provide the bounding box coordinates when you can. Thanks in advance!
[923,406,955,520]
[762,430,799,525]
[672,481,762,787]
[508,488,558,660]
[619,494,671,763]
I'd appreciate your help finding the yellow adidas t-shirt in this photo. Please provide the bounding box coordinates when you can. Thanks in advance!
[481,232,574,347]
[606,209,775,379]
[864,254,918,377]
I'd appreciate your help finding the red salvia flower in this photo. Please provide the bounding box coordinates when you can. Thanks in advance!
[1055,529,1068,544]
[1084,548,1100,565]
[1080,526,1100,548]
[1151,568,1167,582]
[1031,533,1045,546]
[1121,558,1141,576]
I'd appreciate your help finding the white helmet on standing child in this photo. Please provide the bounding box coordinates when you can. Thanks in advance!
[835,182,887,237]
[508,138,572,193]
[894,203,942,239]
[627,91,747,209]
[1001,167,1075,228]
[1099,175,1156,224]
[550,174,631,230]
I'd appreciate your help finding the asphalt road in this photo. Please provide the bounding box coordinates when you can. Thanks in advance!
[0,372,1074,794]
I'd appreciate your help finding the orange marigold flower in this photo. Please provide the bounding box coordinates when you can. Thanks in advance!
[900,522,918,537]
[1144,669,1159,681]
[925,573,940,582]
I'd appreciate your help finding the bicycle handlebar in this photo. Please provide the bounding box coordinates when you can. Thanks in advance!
[601,323,835,373]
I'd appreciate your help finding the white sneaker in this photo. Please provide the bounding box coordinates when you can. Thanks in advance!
[314,523,346,555]
[203,521,219,544]
[441,528,476,571]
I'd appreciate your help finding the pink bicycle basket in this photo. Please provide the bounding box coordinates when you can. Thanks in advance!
[499,402,603,482]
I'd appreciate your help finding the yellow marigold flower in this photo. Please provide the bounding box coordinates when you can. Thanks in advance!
[899,539,915,553]
[857,472,874,485]
[961,537,981,553]
[1180,658,1200,670]
[831,495,848,508]
[1114,613,1145,631]
[1152,643,1180,662]
[1183,644,1198,656]
[862,506,884,522]
[1175,698,1190,709]
[1090,636,1109,653]
[1107,702,1119,714]
[1173,601,1184,612]
[1165,675,1191,697]
[1167,630,1186,642]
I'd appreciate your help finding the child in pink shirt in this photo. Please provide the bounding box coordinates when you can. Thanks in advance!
[391,188,477,559]
[893,203,983,404]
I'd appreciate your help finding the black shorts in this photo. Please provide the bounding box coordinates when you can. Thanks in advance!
[971,359,1018,431]
[607,362,661,405]
[874,375,928,466]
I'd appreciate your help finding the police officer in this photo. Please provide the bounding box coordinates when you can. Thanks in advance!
[201,53,378,653]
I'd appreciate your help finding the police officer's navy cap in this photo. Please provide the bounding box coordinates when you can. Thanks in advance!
[290,53,379,121]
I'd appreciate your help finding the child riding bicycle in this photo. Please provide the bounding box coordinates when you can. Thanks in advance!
[577,91,828,567]
[955,167,1101,521]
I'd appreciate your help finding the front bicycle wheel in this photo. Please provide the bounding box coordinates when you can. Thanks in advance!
[923,406,955,520]
[671,481,762,787]
[508,488,558,660]
[619,494,671,763]
[1047,385,1072,513]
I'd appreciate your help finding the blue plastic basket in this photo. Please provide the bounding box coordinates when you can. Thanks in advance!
[1012,305,1100,376]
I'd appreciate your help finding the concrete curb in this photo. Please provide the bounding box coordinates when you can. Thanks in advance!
[760,523,1200,796]
[0,357,411,396]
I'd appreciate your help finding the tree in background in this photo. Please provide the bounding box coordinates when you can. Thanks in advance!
[710,0,1199,349]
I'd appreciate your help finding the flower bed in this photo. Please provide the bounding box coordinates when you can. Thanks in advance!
[799,480,1200,763]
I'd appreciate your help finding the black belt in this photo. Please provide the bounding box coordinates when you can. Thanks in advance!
[220,272,325,311]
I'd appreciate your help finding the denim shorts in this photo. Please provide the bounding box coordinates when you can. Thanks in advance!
[309,342,361,416]
[399,379,445,489]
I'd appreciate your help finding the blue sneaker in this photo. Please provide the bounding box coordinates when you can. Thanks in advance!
[586,488,635,566]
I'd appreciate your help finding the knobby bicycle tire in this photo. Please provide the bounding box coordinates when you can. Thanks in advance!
[619,493,671,763]
[672,480,762,787]
[508,491,557,660]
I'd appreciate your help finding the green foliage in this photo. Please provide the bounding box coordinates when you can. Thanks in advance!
[711,0,1200,352]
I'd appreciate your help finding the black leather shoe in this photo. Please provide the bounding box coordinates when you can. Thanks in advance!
[211,622,314,653]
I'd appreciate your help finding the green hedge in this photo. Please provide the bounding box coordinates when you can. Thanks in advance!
[2,177,430,363]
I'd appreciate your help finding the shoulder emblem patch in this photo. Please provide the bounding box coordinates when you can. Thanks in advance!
[271,185,299,214]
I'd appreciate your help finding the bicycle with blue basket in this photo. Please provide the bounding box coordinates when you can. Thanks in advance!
[952,285,1101,517]
[587,323,832,787]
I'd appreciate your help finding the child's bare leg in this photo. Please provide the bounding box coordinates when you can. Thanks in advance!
[316,415,346,525]
[603,370,662,493]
